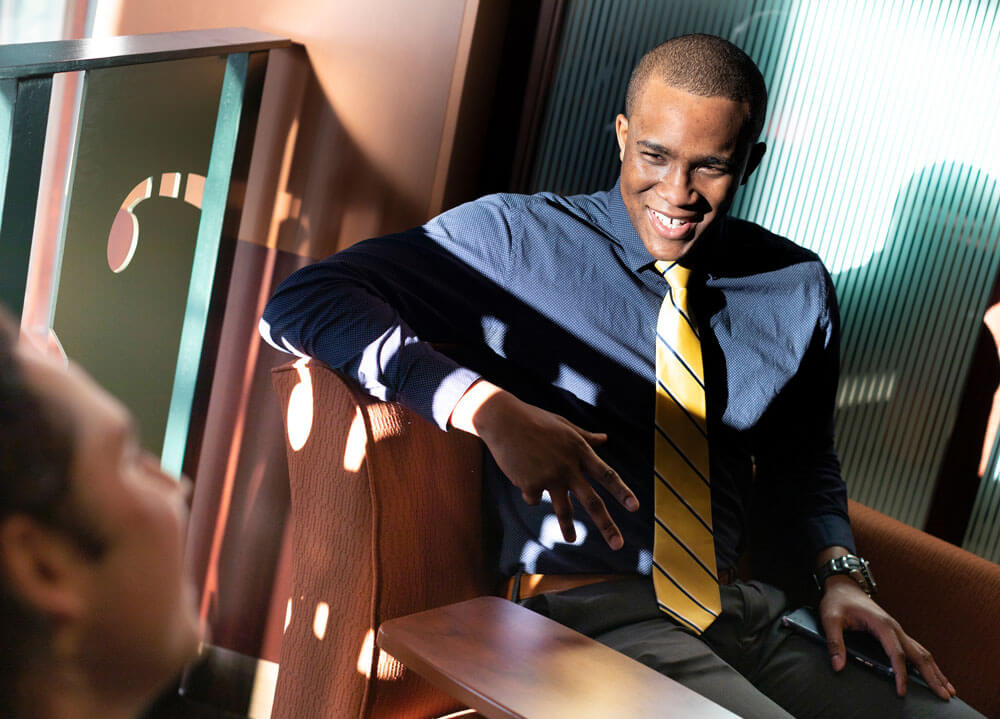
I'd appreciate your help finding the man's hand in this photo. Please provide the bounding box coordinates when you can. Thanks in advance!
[449,380,639,550]
[819,573,956,700]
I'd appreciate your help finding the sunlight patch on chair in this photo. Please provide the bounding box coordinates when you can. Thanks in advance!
[284,597,292,633]
[344,407,368,471]
[287,357,313,450]
[356,628,405,681]
[313,601,329,640]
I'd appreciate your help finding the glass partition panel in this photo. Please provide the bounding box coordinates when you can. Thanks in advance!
[52,55,225,458]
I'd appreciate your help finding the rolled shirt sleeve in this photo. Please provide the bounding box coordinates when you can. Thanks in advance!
[260,195,517,429]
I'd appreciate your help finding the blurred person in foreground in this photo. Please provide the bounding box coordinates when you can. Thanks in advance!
[0,309,199,718]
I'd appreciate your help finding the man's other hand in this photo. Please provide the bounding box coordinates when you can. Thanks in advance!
[819,573,957,701]
[450,379,639,550]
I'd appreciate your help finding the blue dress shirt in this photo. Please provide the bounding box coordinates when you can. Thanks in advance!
[261,182,855,578]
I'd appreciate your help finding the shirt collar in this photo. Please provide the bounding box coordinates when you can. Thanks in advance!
[607,179,658,273]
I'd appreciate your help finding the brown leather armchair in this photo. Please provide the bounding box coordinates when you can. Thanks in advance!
[270,359,1000,718]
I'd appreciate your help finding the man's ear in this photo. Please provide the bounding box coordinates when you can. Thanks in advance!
[615,113,629,162]
[741,142,767,185]
[0,515,90,622]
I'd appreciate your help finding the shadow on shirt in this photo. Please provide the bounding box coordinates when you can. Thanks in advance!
[262,210,845,582]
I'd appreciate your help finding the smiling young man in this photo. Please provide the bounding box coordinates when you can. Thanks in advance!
[0,312,200,718]
[615,84,764,263]
[261,34,982,717]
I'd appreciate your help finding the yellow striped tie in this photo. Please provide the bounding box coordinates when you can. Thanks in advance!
[653,260,720,634]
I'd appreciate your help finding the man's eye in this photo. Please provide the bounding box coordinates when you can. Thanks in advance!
[641,152,662,161]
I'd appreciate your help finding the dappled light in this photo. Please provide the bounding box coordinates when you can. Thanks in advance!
[286,357,313,451]
[343,407,367,471]
[312,601,329,641]
[356,628,404,681]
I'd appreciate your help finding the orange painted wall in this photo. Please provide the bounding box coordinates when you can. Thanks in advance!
[98,0,473,257]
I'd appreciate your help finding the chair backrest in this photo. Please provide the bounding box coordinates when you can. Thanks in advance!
[271,360,494,719]
[848,499,1000,717]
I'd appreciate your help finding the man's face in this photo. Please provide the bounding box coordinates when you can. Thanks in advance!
[20,349,199,698]
[616,79,765,261]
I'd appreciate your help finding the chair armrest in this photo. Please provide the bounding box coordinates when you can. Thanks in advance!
[377,596,737,719]
[849,499,1000,717]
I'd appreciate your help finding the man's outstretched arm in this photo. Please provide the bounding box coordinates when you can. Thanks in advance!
[262,198,639,549]
[450,379,639,550]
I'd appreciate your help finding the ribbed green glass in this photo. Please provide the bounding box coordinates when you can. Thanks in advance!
[0,79,14,224]
[528,0,1000,560]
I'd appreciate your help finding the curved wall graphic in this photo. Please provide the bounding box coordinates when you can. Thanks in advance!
[107,171,205,273]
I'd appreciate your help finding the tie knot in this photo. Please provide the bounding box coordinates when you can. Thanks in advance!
[655,260,692,291]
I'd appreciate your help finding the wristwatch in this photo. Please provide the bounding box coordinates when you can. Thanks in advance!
[813,554,877,597]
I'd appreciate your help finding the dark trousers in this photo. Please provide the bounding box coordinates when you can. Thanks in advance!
[519,577,982,718]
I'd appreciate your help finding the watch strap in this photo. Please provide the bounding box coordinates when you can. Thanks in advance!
[813,554,877,597]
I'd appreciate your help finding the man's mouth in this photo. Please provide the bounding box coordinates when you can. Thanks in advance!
[648,207,698,236]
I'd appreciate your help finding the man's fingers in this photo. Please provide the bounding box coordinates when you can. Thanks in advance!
[865,622,908,696]
[572,481,624,550]
[549,491,577,544]
[489,402,630,550]
[818,585,956,701]
[557,414,609,447]
[825,634,847,672]
[904,638,954,701]
[819,612,847,672]
[583,450,639,512]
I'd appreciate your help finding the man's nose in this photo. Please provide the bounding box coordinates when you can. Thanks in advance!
[655,165,696,207]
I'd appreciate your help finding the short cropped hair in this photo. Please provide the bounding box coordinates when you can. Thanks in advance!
[625,34,768,142]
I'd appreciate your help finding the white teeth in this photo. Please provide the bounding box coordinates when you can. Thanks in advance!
[651,209,687,227]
